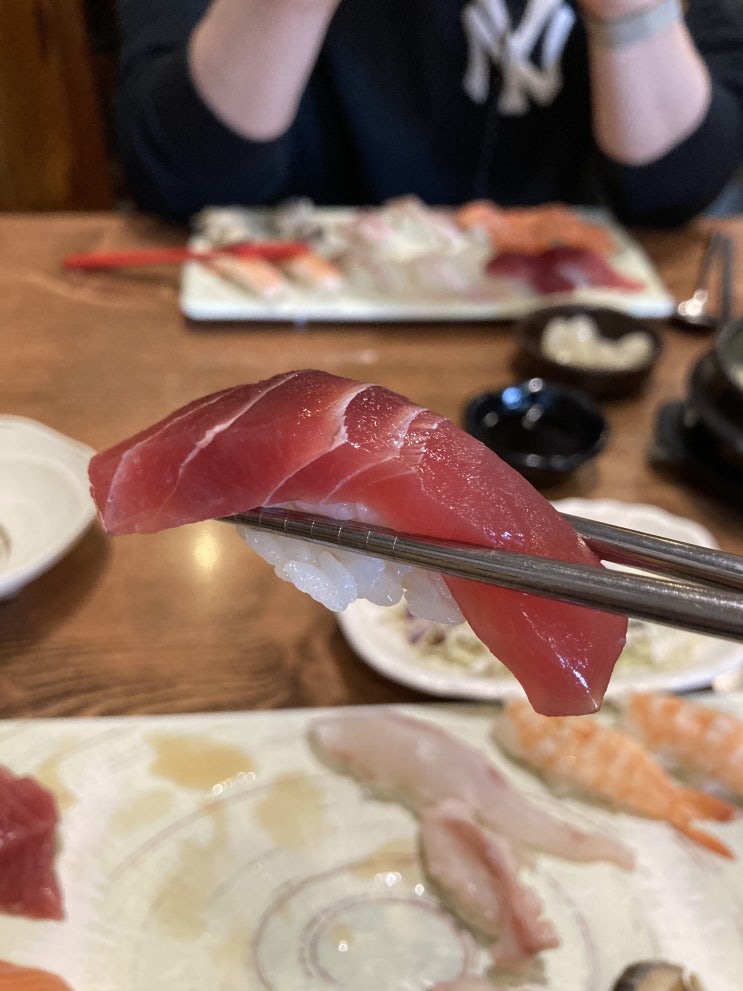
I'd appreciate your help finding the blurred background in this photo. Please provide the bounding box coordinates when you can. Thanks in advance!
[0,0,120,211]
[1,1,741,215]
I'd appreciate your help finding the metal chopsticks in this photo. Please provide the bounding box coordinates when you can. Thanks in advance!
[222,507,743,642]
[563,513,743,591]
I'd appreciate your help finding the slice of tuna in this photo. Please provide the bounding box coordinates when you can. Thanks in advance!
[89,369,627,714]
[486,247,644,294]
[0,767,64,920]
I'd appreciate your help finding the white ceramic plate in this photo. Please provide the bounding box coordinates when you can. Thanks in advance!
[180,207,674,322]
[0,416,96,599]
[1,703,742,990]
[337,500,743,700]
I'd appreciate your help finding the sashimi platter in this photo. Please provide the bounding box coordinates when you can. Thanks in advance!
[180,197,674,321]
[2,700,743,991]
[4,369,743,990]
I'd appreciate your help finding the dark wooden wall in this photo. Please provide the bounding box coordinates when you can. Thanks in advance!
[0,1,119,210]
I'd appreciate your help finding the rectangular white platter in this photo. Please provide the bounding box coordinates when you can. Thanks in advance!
[180,207,675,323]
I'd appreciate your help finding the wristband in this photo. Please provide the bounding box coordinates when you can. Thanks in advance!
[583,0,682,48]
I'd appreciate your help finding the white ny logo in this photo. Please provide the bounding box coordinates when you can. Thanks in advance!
[462,0,575,114]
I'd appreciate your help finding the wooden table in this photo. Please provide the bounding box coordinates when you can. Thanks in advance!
[2,212,741,718]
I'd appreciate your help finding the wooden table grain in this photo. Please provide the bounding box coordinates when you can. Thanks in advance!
[1,212,741,718]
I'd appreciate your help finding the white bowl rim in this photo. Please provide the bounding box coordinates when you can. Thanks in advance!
[0,415,97,598]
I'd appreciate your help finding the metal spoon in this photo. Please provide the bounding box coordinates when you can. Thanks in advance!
[673,231,734,330]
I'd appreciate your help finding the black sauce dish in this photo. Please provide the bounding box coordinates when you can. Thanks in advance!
[685,330,743,472]
[463,378,610,488]
[512,305,663,399]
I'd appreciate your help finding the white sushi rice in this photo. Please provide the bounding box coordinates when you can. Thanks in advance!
[237,501,464,624]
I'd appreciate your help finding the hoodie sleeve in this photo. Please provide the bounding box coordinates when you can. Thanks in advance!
[115,0,292,218]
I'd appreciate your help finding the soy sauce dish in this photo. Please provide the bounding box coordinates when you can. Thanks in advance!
[463,378,610,488]
[513,305,663,398]
[684,318,743,471]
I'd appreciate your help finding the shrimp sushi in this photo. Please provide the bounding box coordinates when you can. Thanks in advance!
[279,249,345,292]
[493,699,738,858]
[625,692,743,799]
[205,254,289,299]
[88,369,627,715]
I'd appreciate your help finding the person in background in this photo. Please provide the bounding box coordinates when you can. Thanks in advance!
[115,0,743,226]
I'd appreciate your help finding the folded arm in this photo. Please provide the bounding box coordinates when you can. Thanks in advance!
[582,0,710,163]
[582,0,743,223]
[115,0,340,216]
[188,0,341,140]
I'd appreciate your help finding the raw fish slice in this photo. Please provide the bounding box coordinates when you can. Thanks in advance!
[308,709,634,869]
[88,369,628,715]
[455,201,615,256]
[456,201,555,254]
[0,963,74,991]
[0,767,64,920]
[543,246,644,292]
[538,205,615,256]
[89,370,363,528]
[485,252,571,294]
[420,799,560,969]
[347,209,398,247]
[339,244,406,294]
[407,253,476,294]
[486,247,643,295]
[493,699,737,859]
[382,196,469,254]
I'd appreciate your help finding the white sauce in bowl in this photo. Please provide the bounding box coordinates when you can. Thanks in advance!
[541,315,654,371]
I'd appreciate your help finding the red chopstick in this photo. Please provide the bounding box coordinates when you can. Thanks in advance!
[62,242,309,271]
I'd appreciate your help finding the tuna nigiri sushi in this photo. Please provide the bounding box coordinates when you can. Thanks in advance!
[88,369,627,715]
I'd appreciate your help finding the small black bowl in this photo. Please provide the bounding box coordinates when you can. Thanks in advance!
[463,378,610,488]
[512,305,662,399]
[686,350,743,471]
[715,317,743,401]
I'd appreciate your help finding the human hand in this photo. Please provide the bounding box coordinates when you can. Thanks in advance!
[578,0,668,20]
